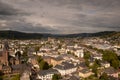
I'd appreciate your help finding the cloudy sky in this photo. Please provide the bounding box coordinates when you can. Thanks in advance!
[0,0,120,34]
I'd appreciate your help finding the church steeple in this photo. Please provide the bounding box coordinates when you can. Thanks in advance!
[3,41,9,51]
[3,41,9,66]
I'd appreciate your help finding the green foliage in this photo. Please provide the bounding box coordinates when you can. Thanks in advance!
[84,51,91,60]
[0,76,3,80]
[102,50,120,69]
[91,59,100,77]
[67,51,71,54]
[85,59,90,67]
[58,44,62,49]
[111,60,119,69]
[39,60,49,70]
[0,30,43,39]
[35,46,40,53]
[37,56,51,70]
[99,73,108,80]
[52,74,61,80]
[11,74,20,80]
[23,47,28,57]
[37,56,43,63]
[49,64,53,68]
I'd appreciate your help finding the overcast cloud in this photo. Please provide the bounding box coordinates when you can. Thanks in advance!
[0,0,120,34]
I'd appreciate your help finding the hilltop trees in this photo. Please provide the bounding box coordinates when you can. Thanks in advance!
[37,56,52,70]
[102,50,120,69]
[84,51,91,67]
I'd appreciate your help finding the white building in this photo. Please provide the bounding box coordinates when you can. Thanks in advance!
[79,68,94,78]
[54,62,77,76]
[101,62,110,68]
[37,69,59,80]
[74,49,84,58]
[92,53,102,60]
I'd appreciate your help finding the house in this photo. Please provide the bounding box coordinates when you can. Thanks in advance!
[28,56,39,68]
[60,54,79,62]
[92,53,102,60]
[101,61,110,68]
[43,56,52,65]
[43,56,64,67]
[37,69,59,80]
[51,57,64,67]
[74,49,84,58]
[54,62,77,76]
[103,67,119,78]
[20,71,31,80]
[2,65,11,74]
[11,64,31,74]
[79,68,94,78]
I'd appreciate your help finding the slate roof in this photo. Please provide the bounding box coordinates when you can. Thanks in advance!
[104,67,118,74]
[37,69,59,76]
[11,64,31,71]
[54,62,76,70]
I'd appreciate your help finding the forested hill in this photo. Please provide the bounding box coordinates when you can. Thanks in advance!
[0,30,43,39]
[0,30,119,40]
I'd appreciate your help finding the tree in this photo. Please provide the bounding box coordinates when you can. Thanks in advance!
[37,56,43,63]
[99,73,108,80]
[84,51,91,60]
[67,51,71,54]
[85,59,90,67]
[0,76,3,80]
[11,74,20,80]
[52,74,61,80]
[35,46,40,53]
[39,60,49,70]
[58,44,62,49]
[37,56,52,70]
[91,59,100,77]
[102,50,120,69]
[111,60,120,69]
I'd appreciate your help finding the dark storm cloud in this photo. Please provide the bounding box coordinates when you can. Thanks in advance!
[0,21,59,33]
[0,0,120,34]
[0,1,18,16]
[11,22,58,33]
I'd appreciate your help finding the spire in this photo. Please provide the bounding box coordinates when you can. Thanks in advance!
[3,41,9,51]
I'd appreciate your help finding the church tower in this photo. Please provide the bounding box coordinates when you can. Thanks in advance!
[2,41,9,66]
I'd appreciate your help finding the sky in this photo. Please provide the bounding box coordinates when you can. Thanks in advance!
[0,0,120,34]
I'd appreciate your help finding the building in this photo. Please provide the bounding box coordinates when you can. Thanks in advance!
[43,56,64,67]
[20,71,31,80]
[37,69,59,80]
[51,57,64,67]
[103,67,119,78]
[28,56,39,68]
[54,62,77,76]
[74,49,84,58]
[79,68,94,78]
[0,42,9,66]
[101,61,110,68]
[92,53,102,60]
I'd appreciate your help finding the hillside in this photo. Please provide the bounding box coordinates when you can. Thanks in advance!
[101,32,120,45]
[0,30,43,39]
[0,30,119,41]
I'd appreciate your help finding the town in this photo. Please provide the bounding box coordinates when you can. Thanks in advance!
[0,37,120,80]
